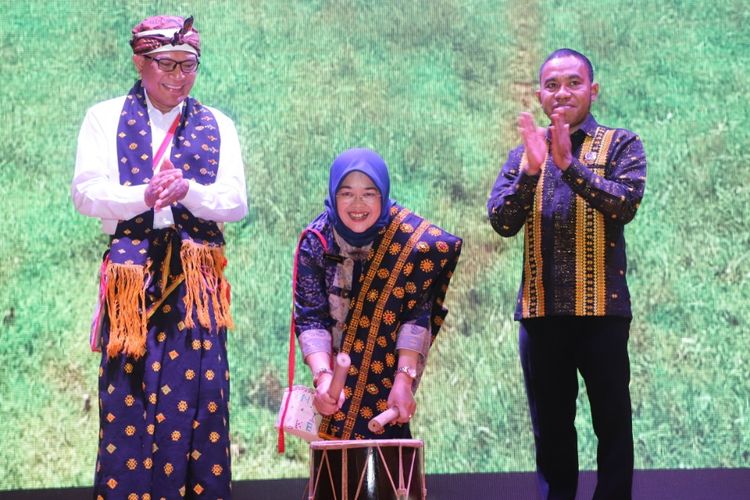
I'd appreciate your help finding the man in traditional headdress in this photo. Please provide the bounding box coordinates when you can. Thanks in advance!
[72,15,247,498]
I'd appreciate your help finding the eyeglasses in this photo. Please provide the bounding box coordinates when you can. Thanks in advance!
[144,55,200,74]
[335,191,380,205]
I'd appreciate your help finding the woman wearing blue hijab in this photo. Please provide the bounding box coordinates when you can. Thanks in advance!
[290,148,462,441]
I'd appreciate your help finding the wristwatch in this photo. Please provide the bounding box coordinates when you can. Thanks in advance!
[395,366,417,380]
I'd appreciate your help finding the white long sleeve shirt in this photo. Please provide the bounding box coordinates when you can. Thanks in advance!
[72,92,248,234]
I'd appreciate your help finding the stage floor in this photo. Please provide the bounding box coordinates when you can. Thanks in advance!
[2,468,748,499]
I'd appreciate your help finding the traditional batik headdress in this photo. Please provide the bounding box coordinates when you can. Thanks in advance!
[130,15,201,56]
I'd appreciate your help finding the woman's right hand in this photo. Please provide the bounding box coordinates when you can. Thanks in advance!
[313,373,344,415]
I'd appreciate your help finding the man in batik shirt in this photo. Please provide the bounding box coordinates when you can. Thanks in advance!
[487,48,647,500]
[72,15,247,499]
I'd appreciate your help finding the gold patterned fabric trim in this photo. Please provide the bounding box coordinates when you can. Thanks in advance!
[594,127,614,166]
[522,151,547,317]
[574,127,615,315]
[341,208,410,354]
[320,208,435,440]
[341,218,431,439]
[318,208,410,438]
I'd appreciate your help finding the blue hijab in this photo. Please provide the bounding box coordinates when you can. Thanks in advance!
[324,148,395,247]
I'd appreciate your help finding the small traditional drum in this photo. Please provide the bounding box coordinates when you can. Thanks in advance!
[308,439,426,500]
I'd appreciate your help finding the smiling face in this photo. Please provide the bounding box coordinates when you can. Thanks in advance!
[133,50,198,113]
[335,171,382,234]
[536,55,599,133]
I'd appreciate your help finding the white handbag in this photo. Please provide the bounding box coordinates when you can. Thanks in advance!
[275,384,322,442]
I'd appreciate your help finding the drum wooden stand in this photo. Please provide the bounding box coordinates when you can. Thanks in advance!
[308,439,426,500]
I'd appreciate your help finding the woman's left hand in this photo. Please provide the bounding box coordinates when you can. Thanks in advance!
[387,376,416,424]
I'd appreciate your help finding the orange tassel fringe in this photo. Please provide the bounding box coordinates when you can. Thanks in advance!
[180,241,234,331]
[105,263,147,359]
[103,242,232,359]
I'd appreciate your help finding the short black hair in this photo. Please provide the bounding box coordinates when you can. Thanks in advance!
[539,48,594,83]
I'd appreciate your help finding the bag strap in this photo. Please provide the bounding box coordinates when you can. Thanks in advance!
[278,228,328,453]
[152,112,181,174]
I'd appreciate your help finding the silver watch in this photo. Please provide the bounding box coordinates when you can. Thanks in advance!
[396,366,417,379]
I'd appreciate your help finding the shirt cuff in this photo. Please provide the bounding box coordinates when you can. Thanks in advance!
[561,160,589,185]
[396,323,431,359]
[299,329,332,358]
[516,171,540,193]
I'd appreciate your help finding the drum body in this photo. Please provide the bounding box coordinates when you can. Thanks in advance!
[308,439,426,500]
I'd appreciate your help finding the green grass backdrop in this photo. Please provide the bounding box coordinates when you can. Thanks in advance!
[0,0,748,490]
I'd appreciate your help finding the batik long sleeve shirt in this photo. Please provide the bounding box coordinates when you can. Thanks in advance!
[294,215,434,361]
[487,114,646,319]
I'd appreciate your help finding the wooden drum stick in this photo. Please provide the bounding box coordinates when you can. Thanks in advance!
[327,352,351,400]
[368,407,400,433]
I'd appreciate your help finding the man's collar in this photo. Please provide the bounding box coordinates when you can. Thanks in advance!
[544,114,598,139]
[578,114,598,137]
[143,89,184,119]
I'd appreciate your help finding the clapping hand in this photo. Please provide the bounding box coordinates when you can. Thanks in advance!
[517,112,547,175]
[144,158,189,211]
[517,111,574,173]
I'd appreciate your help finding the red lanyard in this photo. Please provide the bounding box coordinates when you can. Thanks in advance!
[153,112,181,173]
[278,228,328,453]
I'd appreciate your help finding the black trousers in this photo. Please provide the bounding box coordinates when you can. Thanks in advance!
[519,316,634,500]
